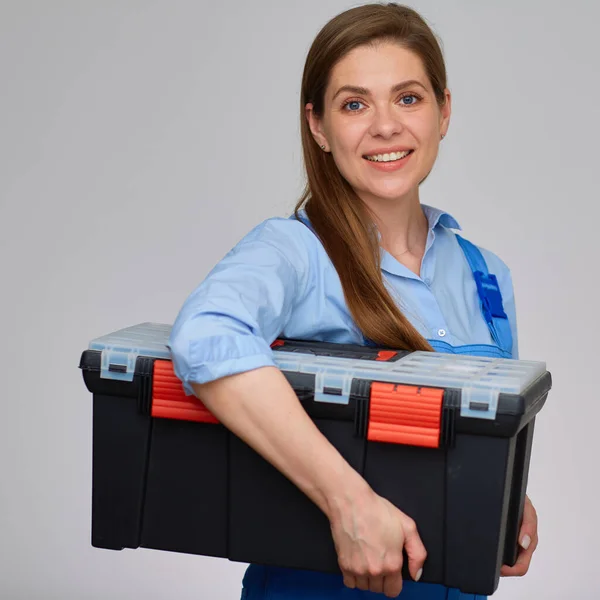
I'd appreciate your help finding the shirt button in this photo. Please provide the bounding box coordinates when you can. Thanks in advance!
[437,329,447,337]
[424,278,432,286]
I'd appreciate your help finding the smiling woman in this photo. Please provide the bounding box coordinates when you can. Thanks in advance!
[312,67,443,178]
[169,3,537,600]
[297,10,452,351]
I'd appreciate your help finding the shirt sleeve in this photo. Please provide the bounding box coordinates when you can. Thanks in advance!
[168,219,309,395]
[499,269,519,360]
[480,248,520,360]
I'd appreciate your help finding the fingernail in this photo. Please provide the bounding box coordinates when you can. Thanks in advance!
[521,535,531,550]
[416,568,423,581]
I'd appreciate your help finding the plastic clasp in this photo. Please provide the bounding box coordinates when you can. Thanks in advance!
[275,355,353,405]
[314,370,352,405]
[473,271,507,322]
[100,349,138,382]
[460,386,500,420]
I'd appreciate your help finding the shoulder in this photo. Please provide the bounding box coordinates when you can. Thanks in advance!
[479,245,515,304]
[226,214,320,280]
[424,204,511,277]
[239,214,315,253]
[450,230,514,295]
[477,244,512,286]
[477,244,512,279]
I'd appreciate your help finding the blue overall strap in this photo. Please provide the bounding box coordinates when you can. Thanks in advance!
[455,234,513,355]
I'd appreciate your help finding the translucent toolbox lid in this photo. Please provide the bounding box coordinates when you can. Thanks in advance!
[87,322,547,420]
[88,322,172,382]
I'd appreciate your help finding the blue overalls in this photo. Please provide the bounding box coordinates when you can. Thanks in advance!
[241,225,514,600]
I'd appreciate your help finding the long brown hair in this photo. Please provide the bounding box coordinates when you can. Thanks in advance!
[294,3,448,351]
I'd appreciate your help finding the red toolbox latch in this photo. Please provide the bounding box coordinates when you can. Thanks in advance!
[368,383,444,448]
[151,360,219,424]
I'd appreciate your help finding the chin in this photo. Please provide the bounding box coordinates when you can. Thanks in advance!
[366,183,416,202]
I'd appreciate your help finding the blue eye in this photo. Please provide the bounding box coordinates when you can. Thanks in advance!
[342,94,421,112]
[345,100,364,111]
[400,94,419,105]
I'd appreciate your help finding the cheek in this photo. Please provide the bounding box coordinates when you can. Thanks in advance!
[335,123,364,154]
[330,125,366,179]
[418,112,442,145]
[327,112,362,144]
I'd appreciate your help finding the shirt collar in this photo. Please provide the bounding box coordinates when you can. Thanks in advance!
[295,204,460,279]
[294,204,460,232]
[421,204,462,231]
[379,204,461,278]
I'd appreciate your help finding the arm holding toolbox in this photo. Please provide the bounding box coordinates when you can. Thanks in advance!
[168,220,426,598]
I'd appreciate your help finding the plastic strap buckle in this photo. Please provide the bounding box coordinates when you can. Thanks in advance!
[473,271,507,323]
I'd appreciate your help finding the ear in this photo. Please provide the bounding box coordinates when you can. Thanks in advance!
[439,88,452,138]
[305,102,329,151]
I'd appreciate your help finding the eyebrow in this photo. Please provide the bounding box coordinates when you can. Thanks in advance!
[332,79,427,101]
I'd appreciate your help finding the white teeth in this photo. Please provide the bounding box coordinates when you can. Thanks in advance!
[365,150,411,162]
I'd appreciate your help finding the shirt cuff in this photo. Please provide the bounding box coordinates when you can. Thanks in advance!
[169,333,276,395]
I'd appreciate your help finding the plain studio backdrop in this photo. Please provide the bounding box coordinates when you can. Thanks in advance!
[1,1,598,598]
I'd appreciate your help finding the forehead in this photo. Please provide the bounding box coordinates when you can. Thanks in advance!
[327,42,428,95]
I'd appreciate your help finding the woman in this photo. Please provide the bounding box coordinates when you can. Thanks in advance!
[169,3,539,599]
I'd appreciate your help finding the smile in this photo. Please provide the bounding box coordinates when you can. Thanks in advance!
[364,150,414,162]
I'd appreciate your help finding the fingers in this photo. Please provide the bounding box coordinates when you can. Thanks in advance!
[335,495,427,597]
[520,495,538,550]
[403,518,427,582]
[355,575,369,591]
[501,496,539,577]
[368,575,384,594]
[344,572,398,597]
[500,545,537,576]
[501,531,538,577]
[341,558,403,596]
[383,572,404,598]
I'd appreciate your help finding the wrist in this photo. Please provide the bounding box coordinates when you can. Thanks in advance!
[320,464,374,523]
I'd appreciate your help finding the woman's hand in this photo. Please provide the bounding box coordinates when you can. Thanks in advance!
[501,495,538,577]
[329,488,427,598]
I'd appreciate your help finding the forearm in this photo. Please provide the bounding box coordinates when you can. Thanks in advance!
[191,365,371,521]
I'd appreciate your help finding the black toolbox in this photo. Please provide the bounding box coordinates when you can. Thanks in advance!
[79,322,551,595]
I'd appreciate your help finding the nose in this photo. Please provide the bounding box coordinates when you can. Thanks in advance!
[368,104,404,139]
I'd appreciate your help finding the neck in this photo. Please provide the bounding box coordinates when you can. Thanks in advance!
[361,192,429,258]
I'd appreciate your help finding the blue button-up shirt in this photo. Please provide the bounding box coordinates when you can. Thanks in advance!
[169,203,517,600]
[169,204,518,395]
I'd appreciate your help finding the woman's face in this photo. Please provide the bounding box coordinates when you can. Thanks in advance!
[307,42,451,206]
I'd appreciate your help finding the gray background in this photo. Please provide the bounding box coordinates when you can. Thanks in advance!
[1,1,598,598]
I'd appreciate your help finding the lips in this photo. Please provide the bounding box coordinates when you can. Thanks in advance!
[363,149,414,163]
[363,149,414,171]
